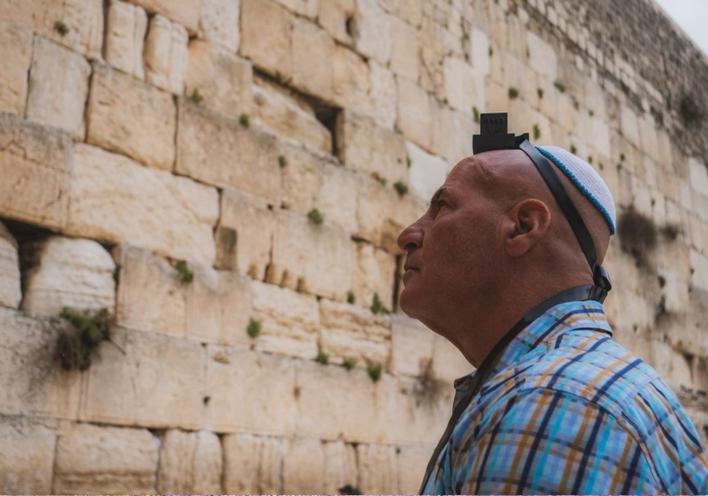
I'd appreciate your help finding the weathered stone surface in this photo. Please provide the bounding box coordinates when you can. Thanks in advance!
[200,0,240,51]
[688,157,708,197]
[316,161,359,233]
[81,326,205,429]
[443,56,481,114]
[87,64,176,170]
[353,0,392,64]
[22,237,115,318]
[0,416,56,494]
[527,31,557,80]
[158,430,222,493]
[0,23,32,116]
[145,14,188,94]
[54,422,159,494]
[34,0,104,59]
[252,78,331,154]
[204,346,297,435]
[357,443,397,493]
[131,0,201,32]
[317,0,355,45]
[390,16,419,80]
[0,308,82,419]
[431,104,475,164]
[336,111,408,184]
[619,104,640,147]
[407,140,448,201]
[469,27,490,75]
[223,433,286,493]
[0,114,72,230]
[185,40,252,120]
[368,61,397,129]
[251,280,319,359]
[269,210,356,300]
[105,0,148,79]
[323,441,359,494]
[115,246,252,345]
[292,17,334,99]
[391,314,434,377]
[0,222,21,309]
[68,145,218,266]
[275,0,318,17]
[396,77,432,150]
[176,102,281,203]
[354,243,396,312]
[319,298,391,366]
[282,437,326,493]
[240,0,292,79]
[397,445,431,493]
[431,333,473,383]
[332,44,370,111]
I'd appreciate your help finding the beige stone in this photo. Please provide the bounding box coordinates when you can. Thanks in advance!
[353,0,391,64]
[176,101,281,203]
[223,433,286,493]
[316,162,359,233]
[68,144,218,266]
[397,445,431,493]
[0,308,82,419]
[688,157,708,197]
[391,314,434,377]
[204,346,297,435]
[158,430,222,493]
[292,17,334,99]
[200,0,240,51]
[144,14,188,94]
[323,441,359,493]
[407,141,448,201]
[81,326,205,429]
[431,333,473,383]
[54,422,159,493]
[0,114,72,230]
[390,16,419,80]
[0,416,56,494]
[87,64,176,170]
[0,222,21,309]
[319,298,391,366]
[354,243,396,311]
[0,23,32,116]
[240,0,292,79]
[185,40,253,119]
[269,210,356,300]
[332,44,370,111]
[279,143,322,212]
[251,280,320,359]
[22,237,115,318]
[526,31,557,80]
[252,78,332,154]
[443,56,481,114]
[336,111,408,184]
[275,0,318,17]
[431,104,475,164]
[282,437,326,493]
[396,77,432,150]
[35,0,104,59]
[367,61,397,129]
[619,104,640,147]
[357,443,398,493]
[131,0,201,32]
[317,0,355,45]
[469,27,490,75]
[105,0,148,79]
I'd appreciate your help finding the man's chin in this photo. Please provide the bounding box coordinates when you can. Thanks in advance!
[398,287,422,319]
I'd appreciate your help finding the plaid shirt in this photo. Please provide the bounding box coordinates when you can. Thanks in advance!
[421,300,708,494]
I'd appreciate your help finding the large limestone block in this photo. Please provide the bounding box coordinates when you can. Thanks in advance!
[316,162,359,233]
[200,0,240,51]
[22,237,116,318]
[176,102,281,203]
[318,0,355,44]
[332,44,370,111]
[68,145,218,266]
[526,31,557,80]
[158,430,222,493]
[223,433,286,493]
[33,0,104,59]
[217,189,275,279]
[282,437,326,493]
[391,314,434,377]
[322,441,358,493]
[0,222,21,308]
[397,445,432,493]
[319,298,391,366]
[619,104,640,147]
[145,14,188,93]
[251,281,319,359]
[105,0,148,79]
[240,0,292,79]
[269,210,356,300]
[274,0,318,17]
[354,243,396,311]
[353,0,391,64]
[0,23,32,115]
[0,308,81,419]
[204,346,297,435]
[115,246,252,345]
[131,0,201,32]
[443,57,481,114]
[396,77,432,150]
[87,64,176,170]
[54,423,159,493]
[367,61,397,129]
[81,326,205,428]
[0,416,56,494]
[252,78,332,154]
[407,141,448,201]
[431,104,475,165]
[390,16,419,80]
[0,115,72,230]
[468,27,490,75]
[379,0,423,27]
[336,111,408,184]
[292,17,334,99]
[357,443,398,493]
[688,157,708,197]
[431,333,473,383]
[185,41,252,119]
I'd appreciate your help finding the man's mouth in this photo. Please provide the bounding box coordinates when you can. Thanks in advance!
[402,266,419,285]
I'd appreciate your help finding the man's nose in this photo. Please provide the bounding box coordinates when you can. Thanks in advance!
[397,221,423,252]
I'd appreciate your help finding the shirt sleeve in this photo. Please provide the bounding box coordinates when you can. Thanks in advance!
[451,387,663,495]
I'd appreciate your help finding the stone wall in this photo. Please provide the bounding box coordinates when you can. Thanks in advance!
[0,0,706,492]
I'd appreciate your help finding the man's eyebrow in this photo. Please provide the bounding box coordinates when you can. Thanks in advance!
[429,187,447,206]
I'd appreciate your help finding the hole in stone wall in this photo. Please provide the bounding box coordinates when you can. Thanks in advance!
[345,15,357,39]
[3,219,53,297]
[617,207,657,267]
[214,226,237,271]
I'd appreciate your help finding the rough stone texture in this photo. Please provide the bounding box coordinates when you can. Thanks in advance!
[105,0,148,79]
[317,0,355,45]
[354,243,396,312]
[332,45,370,112]
[396,77,432,150]
[239,0,292,79]
[368,61,397,129]
[223,433,286,493]
[54,423,159,493]
[282,437,326,493]
[32,0,104,59]
[406,140,448,201]
[131,0,201,32]
[391,314,435,377]
[158,430,222,493]
[67,144,218,266]
[200,0,240,51]
[357,443,398,493]
[0,22,32,116]
[292,17,334,99]
[443,56,482,114]
[397,445,430,493]
[322,441,359,494]
[0,115,72,230]
[390,16,419,80]
[353,0,391,65]
[0,222,21,309]
[144,14,188,94]
[0,416,56,494]
[87,64,176,170]
[22,237,116,318]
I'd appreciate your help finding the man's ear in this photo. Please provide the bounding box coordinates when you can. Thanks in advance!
[503,199,552,257]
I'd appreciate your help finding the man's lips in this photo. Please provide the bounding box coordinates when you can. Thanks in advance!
[402,265,419,285]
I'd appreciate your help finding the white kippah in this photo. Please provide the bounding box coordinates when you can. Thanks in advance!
[536,145,617,235]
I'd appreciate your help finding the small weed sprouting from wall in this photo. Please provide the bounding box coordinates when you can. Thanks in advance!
[393,181,408,197]
[342,357,356,371]
[532,123,541,140]
[307,208,324,225]
[570,144,577,154]
[239,113,250,128]
[346,291,355,304]
[315,350,329,365]
[278,155,287,168]
[247,318,261,338]
[370,293,390,315]
[554,80,566,93]
[661,224,680,241]
[537,88,544,99]
[366,362,382,382]
[617,207,657,267]
[174,260,194,283]
[112,264,121,285]
[413,359,445,407]
[372,172,387,186]
[189,88,203,104]
[508,87,519,99]
[53,21,69,36]
[406,156,412,168]
[56,307,111,371]
[472,106,480,123]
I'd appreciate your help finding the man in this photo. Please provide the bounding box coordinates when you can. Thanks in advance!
[397,116,707,494]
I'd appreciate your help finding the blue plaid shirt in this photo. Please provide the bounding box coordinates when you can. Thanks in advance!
[421,300,708,494]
